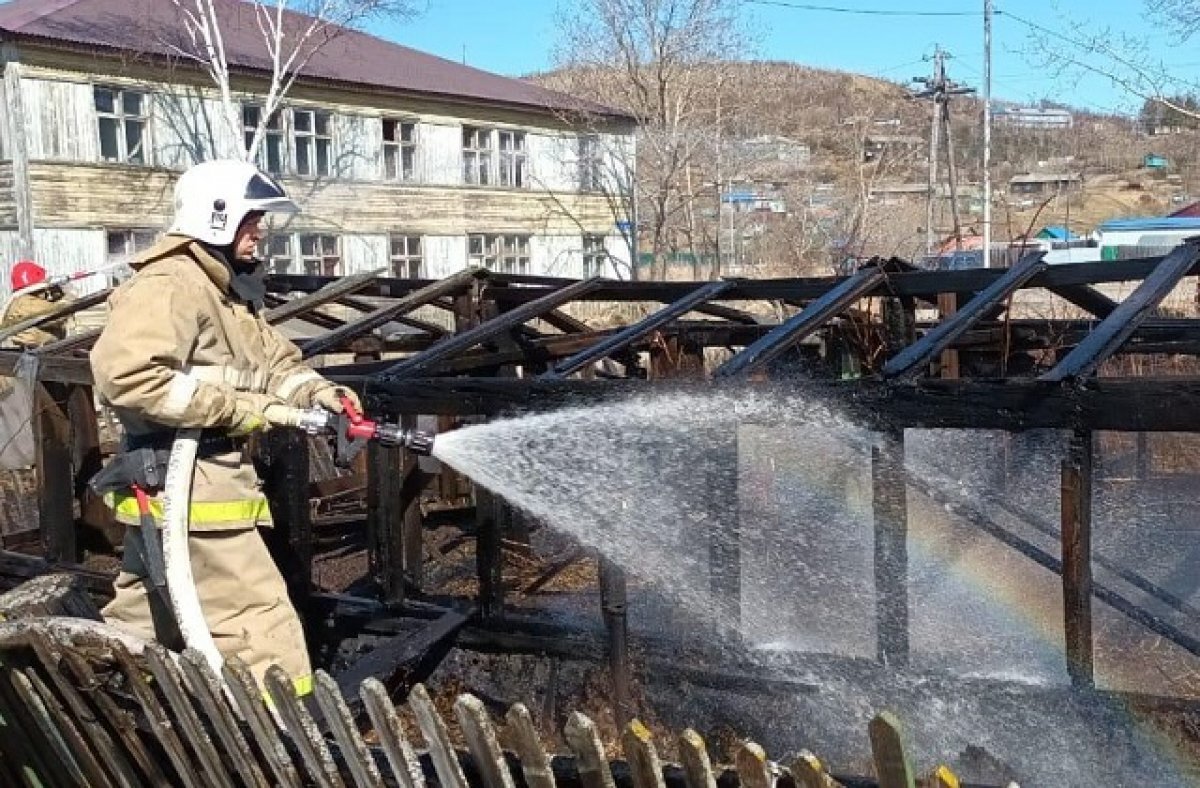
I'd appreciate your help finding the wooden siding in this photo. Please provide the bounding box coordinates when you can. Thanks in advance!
[340,234,389,275]
[32,229,107,287]
[527,132,578,194]
[335,113,382,181]
[153,88,242,168]
[424,235,467,278]
[19,78,98,162]
[29,163,618,236]
[17,47,636,135]
[420,122,464,186]
[0,69,8,161]
[0,164,15,228]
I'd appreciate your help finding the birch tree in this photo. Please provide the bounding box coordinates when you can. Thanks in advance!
[165,0,415,161]
[547,0,748,280]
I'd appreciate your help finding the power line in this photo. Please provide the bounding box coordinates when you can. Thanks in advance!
[744,0,982,17]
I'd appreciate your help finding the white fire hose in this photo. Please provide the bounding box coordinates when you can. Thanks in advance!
[160,428,226,676]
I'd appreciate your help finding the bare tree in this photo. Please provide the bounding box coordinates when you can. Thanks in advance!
[165,0,415,161]
[548,0,748,280]
[1019,2,1200,122]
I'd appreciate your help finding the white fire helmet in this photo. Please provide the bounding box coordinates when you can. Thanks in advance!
[169,159,298,246]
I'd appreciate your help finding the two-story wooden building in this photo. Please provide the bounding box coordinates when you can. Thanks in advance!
[0,0,637,292]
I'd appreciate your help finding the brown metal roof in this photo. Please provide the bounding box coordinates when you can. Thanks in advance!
[0,0,632,120]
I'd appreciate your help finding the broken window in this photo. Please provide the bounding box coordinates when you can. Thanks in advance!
[104,228,156,285]
[299,234,340,276]
[383,119,417,181]
[95,86,148,164]
[257,234,295,275]
[469,234,530,274]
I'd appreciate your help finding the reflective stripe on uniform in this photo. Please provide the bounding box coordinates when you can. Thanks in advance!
[106,491,271,525]
[275,369,322,401]
[162,372,199,419]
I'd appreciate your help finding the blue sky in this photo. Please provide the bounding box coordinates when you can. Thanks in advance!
[376,0,1200,116]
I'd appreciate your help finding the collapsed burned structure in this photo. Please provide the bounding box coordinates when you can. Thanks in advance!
[1,247,1200,777]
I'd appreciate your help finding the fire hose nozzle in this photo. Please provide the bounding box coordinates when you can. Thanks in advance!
[375,424,435,456]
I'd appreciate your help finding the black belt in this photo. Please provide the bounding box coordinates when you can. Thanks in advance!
[124,430,245,458]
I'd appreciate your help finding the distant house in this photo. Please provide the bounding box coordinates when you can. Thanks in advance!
[996,107,1073,130]
[1096,217,1200,260]
[1036,225,1079,241]
[867,182,927,204]
[863,135,924,163]
[730,136,811,173]
[1008,173,1082,197]
[1143,153,1169,170]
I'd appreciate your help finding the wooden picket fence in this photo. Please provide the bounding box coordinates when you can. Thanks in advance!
[0,578,1001,788]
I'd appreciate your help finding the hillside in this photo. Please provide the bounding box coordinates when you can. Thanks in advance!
[531,61,1195,269]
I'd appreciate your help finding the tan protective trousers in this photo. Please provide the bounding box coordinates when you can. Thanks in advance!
[101,526,313,694]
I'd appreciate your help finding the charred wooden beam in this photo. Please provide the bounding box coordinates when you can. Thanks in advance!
[1041,240,1200,381]
[599,558,632,730]
[0,289,111,347]
[884,253,1048,379]
[1061,430,1095,688]
[260,430,314,601]
[715,266,887,378]
[545,280,735,379]
[383,278,606,378]
[1047,284,1119,318]
[34,383,76,562]
[264,268,385,323]
[363,375,1200,431]
[302,269,481,358]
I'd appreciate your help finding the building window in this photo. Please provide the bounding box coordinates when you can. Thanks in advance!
[498,130,527,188]
[582,235,607,277]
[105,229,156,284]
[293,109,332,177]
[469,234,529,274]
[299,234,340,276]
[95,86,148,164]
[389,235,423,278]
[383,119,417,181]
[463,126,493,185]
[258,235,294,275]
[243,105,285,176]
[579,135,603,192]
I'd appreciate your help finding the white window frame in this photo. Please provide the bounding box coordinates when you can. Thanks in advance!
[243,104,286,176]
[389,234,423,278]
[95,86,149,164]
[498,130,527,188]
[579,135,603,192]
[299,233,341,276]
[463,126,493,185]
[292,108,333,177]
[582,235,607,278]
[259,234,295,275]
[383,118,418,182]
[469,234,529,274]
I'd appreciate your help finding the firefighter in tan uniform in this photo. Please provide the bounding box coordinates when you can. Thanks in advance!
[1,261,74,349]
[91,159,357,695]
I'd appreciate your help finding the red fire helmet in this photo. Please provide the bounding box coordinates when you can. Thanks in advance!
[10,260,47,292]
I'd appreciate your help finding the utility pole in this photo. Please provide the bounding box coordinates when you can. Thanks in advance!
[983,0,994,267]
[913,47,976,258]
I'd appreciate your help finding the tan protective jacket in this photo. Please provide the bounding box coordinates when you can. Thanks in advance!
[1,292,73,349]
[91,235,327,531]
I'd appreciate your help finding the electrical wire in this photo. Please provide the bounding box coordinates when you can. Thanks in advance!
[744,0,982,16]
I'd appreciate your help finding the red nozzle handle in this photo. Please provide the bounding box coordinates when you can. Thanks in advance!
[339,391,365,424]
